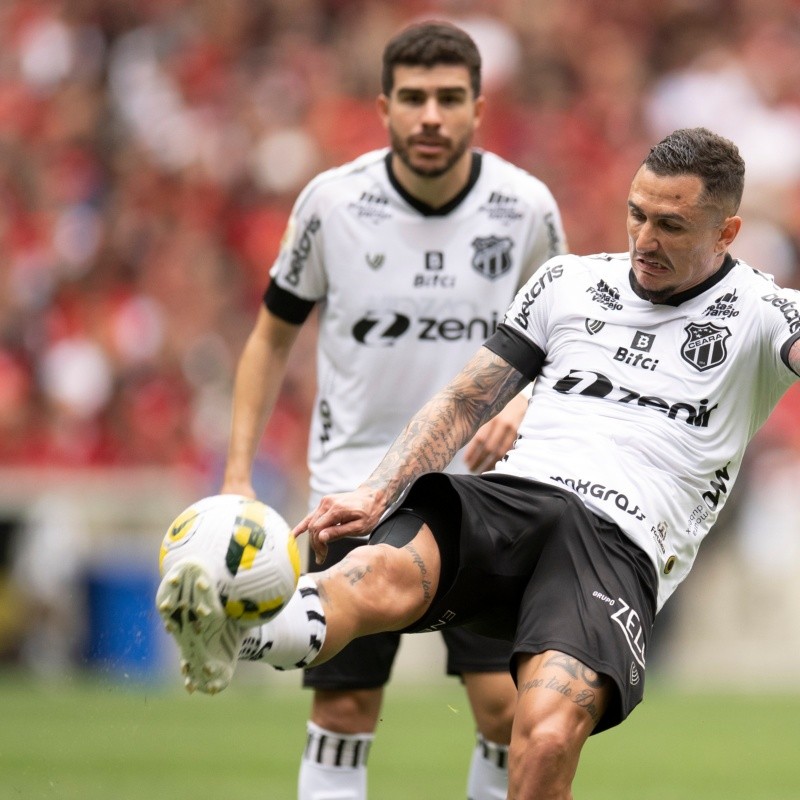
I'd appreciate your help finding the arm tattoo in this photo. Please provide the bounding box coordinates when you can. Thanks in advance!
[364,348,526,506]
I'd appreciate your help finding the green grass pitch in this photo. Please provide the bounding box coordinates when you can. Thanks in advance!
[1,670,799,799]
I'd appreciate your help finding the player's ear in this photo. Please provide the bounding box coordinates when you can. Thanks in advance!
[717,215,742,254]
[473,94,486,130]
[376,94,390,129]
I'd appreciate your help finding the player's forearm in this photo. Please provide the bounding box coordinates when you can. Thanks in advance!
[363,347,527,507]
[222,331,291,491]
[223,385,276,490]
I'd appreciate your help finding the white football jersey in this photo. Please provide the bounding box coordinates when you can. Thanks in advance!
[490,251,800,609]
[266,148,567,502]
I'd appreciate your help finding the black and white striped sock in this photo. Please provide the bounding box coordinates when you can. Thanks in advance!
[476,732,509,770]
[303,721,373,769]
[467,732,509,800]
[238,575,326,669]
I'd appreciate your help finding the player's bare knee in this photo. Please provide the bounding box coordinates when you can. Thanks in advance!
[312,688,382,733]
[510,722,576,783]
[464,672,516,743]
[475,696,515,744]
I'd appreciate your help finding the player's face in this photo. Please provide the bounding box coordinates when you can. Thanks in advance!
[379,64,484,179]
[627,166,741,303]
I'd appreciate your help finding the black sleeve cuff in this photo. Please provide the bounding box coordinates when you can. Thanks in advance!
[780,330,800,375]
[264,280,316,325]
[484,323,545,381]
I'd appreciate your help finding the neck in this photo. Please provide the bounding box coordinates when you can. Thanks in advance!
[390,151,474,209]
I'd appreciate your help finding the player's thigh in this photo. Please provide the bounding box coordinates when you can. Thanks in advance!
[304,535,412,676]
[442,626,516,740]
[461,671,517,744]
[314,512,442,614]
[306,535,367,574]
[365,512,442,622]
[508,650,610,796]
[513,505,656,734]
[513,649,611,751]
[312,531,440,635]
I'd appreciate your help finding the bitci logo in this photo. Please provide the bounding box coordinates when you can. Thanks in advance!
[425,251,444,270]
[631,331,655,352]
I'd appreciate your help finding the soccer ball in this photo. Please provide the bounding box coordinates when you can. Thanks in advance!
[158,494,301,623]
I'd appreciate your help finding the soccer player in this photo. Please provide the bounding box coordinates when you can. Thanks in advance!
[159,126,800,798]
[214,20,567,800]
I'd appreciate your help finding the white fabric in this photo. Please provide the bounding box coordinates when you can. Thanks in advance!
[467,734,508,800]
[494,252,800,610]
[268,148,567,501]
[298,721,374,800]
[239,575,325,669]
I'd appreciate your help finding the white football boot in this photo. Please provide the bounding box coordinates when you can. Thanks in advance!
[156,559,244,694]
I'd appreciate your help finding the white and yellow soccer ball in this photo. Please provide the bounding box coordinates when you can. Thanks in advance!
[159,494,301,623]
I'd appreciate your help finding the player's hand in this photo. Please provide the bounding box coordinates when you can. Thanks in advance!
[293,488,384,564]
[463,392,528,473]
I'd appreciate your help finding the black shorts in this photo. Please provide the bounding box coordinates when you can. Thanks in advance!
[372,472,658,734]
[302,537,513,691]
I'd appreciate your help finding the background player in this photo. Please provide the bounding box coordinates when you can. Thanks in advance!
[218,20,567,800]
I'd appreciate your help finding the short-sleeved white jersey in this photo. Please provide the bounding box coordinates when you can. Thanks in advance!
[490,251,800,610]
[267,148,567,502]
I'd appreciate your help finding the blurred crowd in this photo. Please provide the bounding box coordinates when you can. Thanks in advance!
[2,0,800,499]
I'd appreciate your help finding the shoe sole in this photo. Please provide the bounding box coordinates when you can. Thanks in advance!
[156,559,240,694]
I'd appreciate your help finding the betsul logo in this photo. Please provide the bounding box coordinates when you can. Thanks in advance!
[286,215,321,286]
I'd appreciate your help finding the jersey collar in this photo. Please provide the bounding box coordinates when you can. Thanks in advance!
[628,253,737,306]
[384,151,482,216]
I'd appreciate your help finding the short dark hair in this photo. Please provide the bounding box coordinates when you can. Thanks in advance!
[643,127,746,216]
[381,21,482,98]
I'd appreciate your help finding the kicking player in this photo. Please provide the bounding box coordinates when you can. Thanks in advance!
[159,126,800,798]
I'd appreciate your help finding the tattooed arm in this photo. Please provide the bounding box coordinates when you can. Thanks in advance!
[295,346,529,561]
